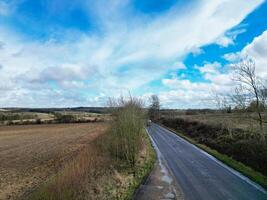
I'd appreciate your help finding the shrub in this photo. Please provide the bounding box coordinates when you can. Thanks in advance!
[36,118,42,124]
[107,97,145,172]
[54,113,76,123]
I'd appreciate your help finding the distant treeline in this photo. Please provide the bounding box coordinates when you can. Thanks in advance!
[0,113,36,121]
[1,107,109,114]
[5,116,103,126]
[161,107,267,116]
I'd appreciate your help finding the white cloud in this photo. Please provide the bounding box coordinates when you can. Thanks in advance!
[223,30,267,79]
[160,72,235,108]
[215,28,246,47]
[223,52,240,62]
[215,35,235,47]
[160,78,213,108]
[241,30,267,78]
[0,0,264,107]
[188,46,204,56]
[170,62,186,70]
[195,62,221,74]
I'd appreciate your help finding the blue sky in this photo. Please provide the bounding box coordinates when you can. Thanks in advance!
[0,0,267,108]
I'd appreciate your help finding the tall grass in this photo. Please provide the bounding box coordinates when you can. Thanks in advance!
[29,145,110,200]
[107,97,145,172]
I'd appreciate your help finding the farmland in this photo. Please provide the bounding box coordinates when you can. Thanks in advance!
[170,112,267,132]
[0,108,109,125]
[0,123,107,199]
[0,103,155,200]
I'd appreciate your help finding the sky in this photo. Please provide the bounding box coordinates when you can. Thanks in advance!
[0,0,267,108]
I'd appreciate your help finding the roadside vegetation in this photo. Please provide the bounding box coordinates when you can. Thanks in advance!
[27,97,155,200]
[159,117,267,188]
[149,59,267,188]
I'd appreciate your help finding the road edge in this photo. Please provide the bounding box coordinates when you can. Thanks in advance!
[157,123,267,194]
[146,126,184,199]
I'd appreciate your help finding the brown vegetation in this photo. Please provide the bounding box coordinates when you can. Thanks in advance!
[106,97,145,170]
[0,123,107,200]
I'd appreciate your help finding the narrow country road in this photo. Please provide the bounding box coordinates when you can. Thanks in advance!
[147,123,267,200]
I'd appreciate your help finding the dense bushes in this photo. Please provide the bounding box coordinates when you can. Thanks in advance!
[160,117,267,176]
[0,113,36,121]
[2,113,102,126]
[106,97,145,171]
[54,113,77,123]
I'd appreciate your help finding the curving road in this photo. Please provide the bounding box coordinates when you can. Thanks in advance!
[147,123,267,200]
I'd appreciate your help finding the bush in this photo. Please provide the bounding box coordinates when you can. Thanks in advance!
[54,113,76,123]
[36,118,42,124]
[107,97,145,171]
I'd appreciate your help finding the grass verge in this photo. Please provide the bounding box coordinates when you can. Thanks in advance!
[159,123,267,190]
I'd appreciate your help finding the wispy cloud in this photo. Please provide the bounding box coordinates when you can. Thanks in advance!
[0,0,264,107]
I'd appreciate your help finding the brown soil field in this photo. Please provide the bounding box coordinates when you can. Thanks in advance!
[0,123,108,200]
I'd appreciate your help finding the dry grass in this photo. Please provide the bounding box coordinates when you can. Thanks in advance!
[28,144,112,200]
[175,112,267,133]
[0,123,108,200]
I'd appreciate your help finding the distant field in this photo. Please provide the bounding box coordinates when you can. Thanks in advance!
[162,112,267,132]
[0,111,109,125]
[0,123,107,200]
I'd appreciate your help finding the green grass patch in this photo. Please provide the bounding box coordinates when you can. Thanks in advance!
[159,123,267,190]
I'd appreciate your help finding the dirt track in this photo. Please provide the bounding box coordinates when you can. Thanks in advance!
[0,123,107,200]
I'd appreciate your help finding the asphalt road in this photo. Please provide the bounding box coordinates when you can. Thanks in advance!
[147,123,267,200]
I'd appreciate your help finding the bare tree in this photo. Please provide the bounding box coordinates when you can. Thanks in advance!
[148,95,160,120]
[261,86,267,107]
[232,59,265,127]
[230,86,248,111]
[211,90,231,113]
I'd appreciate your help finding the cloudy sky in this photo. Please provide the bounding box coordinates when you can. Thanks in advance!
[0,0,267,108]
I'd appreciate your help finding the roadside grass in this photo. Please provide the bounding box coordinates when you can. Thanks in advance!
[159,123,267,190]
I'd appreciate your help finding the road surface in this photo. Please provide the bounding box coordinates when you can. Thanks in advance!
[147,123,267,200]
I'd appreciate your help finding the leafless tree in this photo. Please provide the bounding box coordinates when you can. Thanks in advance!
[261,86,267,107]
[148,95,160,120]
[230,86,248,111]
[232,59,265,127]
[211,90,231,113]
